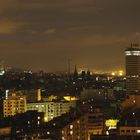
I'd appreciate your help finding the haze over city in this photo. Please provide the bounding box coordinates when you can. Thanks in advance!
[1,1,140,139]
[0,0,140,72]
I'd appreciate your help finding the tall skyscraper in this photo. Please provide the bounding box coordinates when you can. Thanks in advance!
[125,43,140,95]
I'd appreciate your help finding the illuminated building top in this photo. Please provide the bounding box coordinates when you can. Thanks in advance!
[125,43,140,56]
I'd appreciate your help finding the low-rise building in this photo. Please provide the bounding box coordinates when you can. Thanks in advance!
[118,108,140,137]
[9,89,42,103]
[121,95,140,110]
[80,88,114,101]
[38,109,105,140]
[0,127,11,138]
[27,101,76,122]
[3,94,26,117]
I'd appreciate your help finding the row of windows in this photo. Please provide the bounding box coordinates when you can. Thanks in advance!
[4,108,25,111]
[4,101,25,103]
[4,105,25,107]
[121,129,137,133]
[27,107,66,111]
[4,111,25,114]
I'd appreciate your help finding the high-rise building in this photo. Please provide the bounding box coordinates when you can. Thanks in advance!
[125,44,140,95]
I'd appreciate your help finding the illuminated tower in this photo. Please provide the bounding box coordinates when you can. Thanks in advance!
[125,43,140,94]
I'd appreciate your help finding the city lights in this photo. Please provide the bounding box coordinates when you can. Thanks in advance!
[0,1,139,138]
[105,119,119,129]
[111,70,124,76]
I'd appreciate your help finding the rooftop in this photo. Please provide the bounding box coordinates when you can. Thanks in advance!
[125,44,140,51]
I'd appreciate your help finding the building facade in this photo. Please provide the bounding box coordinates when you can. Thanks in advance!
[125,44,140,95]
[80,88,114,101]
[119,108,140,137]
[61,110,105,140]
[3,95,26,117]
[121,95,140,110]
[27,101,76,122]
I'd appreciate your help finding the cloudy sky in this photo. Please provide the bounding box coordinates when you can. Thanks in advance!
[0,0,140,72]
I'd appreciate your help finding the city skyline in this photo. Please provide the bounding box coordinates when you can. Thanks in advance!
[0,0,140,72]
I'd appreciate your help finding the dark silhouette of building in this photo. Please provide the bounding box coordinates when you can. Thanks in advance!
[73,65,78,82]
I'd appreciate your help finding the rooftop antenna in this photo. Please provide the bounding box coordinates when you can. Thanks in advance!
[0,60,4,69]
[135,32,140,47]
[68,58,71,75]
[68,58,72,80]
[130,33,140,48]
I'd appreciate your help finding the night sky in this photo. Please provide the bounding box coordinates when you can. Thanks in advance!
[0,0,140,72]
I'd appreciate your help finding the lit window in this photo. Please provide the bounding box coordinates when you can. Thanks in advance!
[47,131,50,135]
[70,131,73,135]
[70,125,73,129]
[44,116,48,122]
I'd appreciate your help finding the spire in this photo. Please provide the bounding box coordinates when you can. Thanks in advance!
[74,65,78,74]
[73,65,78,82]
[87,68,91,80]
[87,68,90,76]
